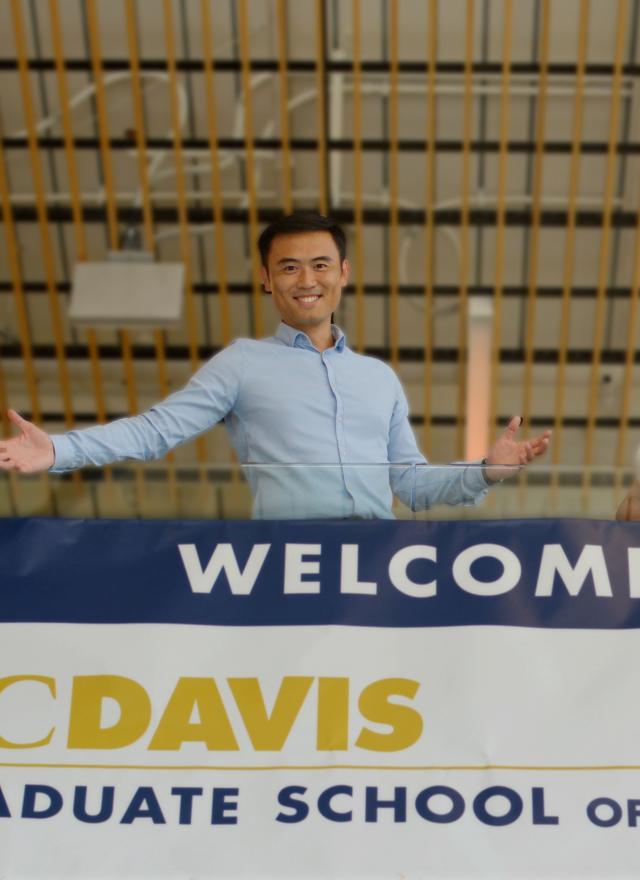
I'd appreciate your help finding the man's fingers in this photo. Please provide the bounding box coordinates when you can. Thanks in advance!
[503,415,522,438]
[7,409,28,430]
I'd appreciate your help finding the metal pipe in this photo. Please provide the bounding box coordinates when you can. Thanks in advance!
[10,0,75,431]
[314,0,328,213]
[518,0,551,501]
[352,0,366,353]
[423,0,438,452]
[85,0,145,507]
[276,0,293,212]
[550,0,589,509]
[456,0,474,458]
[388,0,400,370]
[237,0,265,337]
[200,0,232,346]
[488,0,514,442]
[125,0,179,508]
[581,0,627,508]
[162,0,208,473]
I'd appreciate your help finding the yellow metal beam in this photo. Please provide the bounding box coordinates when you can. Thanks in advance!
[237,0,265,338]
[389,0,400,370]
[455,0,474,459]
[550,0,589,509]
[200,0,232,346]
[10,0,75,429]
[276,0,293,213]
[314,0,328,214]
[423,0,438,452]
[487,0,514,442]
[581,0,626,508]
[352,0,366,354]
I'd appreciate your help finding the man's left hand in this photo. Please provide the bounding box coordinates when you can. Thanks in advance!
[483,416,551,482]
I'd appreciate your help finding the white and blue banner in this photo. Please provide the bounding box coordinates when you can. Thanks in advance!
[0,517,639,878]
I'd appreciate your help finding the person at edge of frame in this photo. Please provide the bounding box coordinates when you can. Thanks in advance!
[0,212,550,519]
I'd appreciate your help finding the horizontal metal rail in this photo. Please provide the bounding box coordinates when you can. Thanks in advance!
[1,57,640,76]
[0,343,637,365]
[6,205,640,227]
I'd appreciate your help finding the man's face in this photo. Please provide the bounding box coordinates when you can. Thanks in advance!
[261,231,349,332]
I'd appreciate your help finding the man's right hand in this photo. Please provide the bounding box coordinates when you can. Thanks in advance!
[0,410,55,473]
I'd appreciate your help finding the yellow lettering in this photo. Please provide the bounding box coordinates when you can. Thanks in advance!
[67,675,151,749]
[148,677,238,751]
[355,678,423,752]
[228,676,313,750]
[0,675,56,749]
[316,677,349,751]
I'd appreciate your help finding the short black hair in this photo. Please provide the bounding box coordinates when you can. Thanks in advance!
[257,212,347,266]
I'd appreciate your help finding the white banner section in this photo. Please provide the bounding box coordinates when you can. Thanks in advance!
[1,623,640,878]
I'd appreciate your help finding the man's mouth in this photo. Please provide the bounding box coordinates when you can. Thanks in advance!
[295,294,321,304]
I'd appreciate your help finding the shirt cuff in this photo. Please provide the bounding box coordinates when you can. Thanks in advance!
[465,462,492,494]
[49,434,76,472]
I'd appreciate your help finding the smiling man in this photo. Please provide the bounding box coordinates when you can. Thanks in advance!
[0,212,549,518]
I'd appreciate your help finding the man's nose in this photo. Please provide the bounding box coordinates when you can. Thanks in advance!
[299,267,316,288]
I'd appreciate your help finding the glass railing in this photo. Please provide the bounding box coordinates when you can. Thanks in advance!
[0,462,635,520]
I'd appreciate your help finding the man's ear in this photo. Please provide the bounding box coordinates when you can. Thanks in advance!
[340,258,350,287]
[260,265,272,293]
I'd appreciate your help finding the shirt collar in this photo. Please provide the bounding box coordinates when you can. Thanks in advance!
[275,321,346,353]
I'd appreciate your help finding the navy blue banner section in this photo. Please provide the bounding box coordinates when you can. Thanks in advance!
[0,518,638,628]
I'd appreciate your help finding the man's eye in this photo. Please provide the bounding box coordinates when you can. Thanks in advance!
[282,265,297,272]
[313,262,329,270]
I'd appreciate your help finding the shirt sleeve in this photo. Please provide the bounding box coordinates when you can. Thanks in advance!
[387,374,490,509]
[50,340,246,472]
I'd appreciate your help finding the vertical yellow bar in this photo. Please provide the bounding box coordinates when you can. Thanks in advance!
[520,0,550,431]
[276,0,293,213]
[550,0,589,509]
[85,0,144,506]
[388,0,400,370]
[423,0,437,451]
[487,0,513,442]
[0,131,50,504]
[237,0,264,338]
[315,0,328,214]
[0,138,41,424]
[518,0,550,505]
[124,0,179,507]
[10,0,75,429]
[581,0,626,508]
[162,0,208,475]
[200,0,231,346]
[49,0,110,497]
[614,217,640,498]
[456,0,474,458]
[352,0,366,354]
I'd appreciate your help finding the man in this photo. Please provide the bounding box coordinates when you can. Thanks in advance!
[0,213,550,518]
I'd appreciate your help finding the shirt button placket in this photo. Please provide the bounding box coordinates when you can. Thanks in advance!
[322,352,355,514]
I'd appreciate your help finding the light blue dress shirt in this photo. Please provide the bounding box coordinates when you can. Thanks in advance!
[51,322,489,518]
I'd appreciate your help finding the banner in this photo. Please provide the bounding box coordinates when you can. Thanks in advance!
[0,517,639,878]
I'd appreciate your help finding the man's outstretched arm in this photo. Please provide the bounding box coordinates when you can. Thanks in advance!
[0,340,246,475]
[0,409,54,473]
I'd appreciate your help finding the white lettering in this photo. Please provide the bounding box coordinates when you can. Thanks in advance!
[453,543,521,596]
[535,544,612,597]
[178,543,270,595]
[388,546,437,598]
[284,544,322,594]
[340,545,377,595]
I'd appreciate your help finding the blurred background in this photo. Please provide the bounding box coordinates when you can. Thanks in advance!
[0,0,638,519]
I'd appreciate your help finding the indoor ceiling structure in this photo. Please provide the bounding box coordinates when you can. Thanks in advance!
[0,0,639,519]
